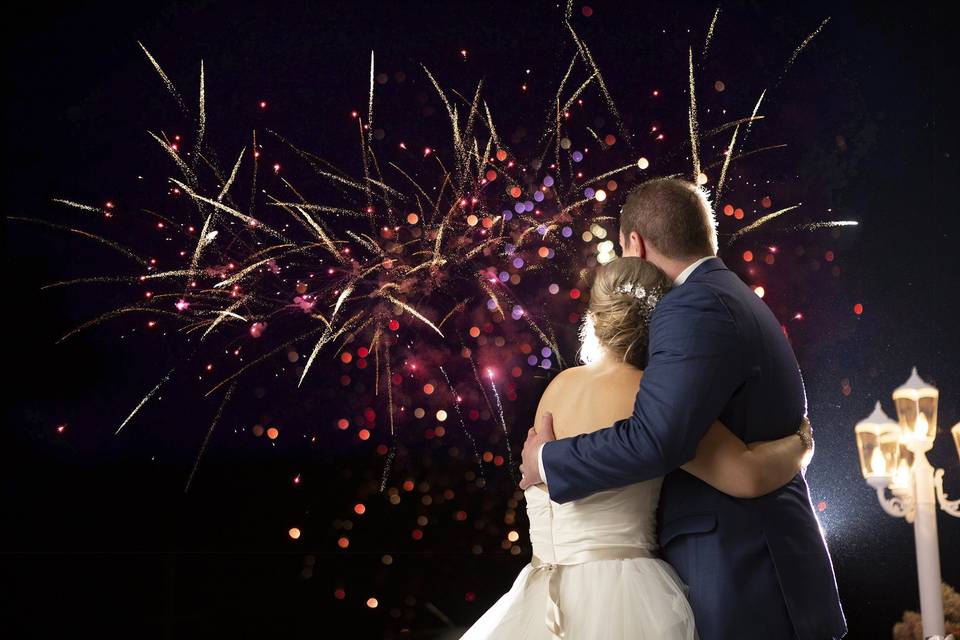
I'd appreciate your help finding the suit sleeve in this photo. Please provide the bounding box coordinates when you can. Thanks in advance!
[541,284,745,503]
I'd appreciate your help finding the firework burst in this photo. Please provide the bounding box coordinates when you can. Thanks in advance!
[19,13,854,491]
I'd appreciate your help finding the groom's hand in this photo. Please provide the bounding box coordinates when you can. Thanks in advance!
[519,412,556,490]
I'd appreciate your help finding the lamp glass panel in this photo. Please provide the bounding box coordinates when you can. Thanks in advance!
[894,396,937,444]
[855,424,900,479]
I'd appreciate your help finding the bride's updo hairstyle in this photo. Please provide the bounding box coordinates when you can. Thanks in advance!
[579,257,671,368]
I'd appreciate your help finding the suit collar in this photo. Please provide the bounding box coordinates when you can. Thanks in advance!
[676,256,727,284]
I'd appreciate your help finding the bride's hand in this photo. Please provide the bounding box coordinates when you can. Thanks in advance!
[799,416,814,467]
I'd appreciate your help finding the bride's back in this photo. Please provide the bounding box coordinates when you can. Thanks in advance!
[537,360,644,439]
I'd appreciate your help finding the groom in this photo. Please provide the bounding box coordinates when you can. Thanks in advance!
[519,178,846,639]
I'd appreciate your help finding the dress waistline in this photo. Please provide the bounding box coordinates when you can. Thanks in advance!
[531,546,658,638]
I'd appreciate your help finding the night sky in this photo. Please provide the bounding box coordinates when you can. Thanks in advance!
[5,1,959,638]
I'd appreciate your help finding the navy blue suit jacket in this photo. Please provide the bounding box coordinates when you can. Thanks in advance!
[541,257,846,640]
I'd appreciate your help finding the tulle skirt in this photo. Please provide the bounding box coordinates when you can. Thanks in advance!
[460,556,697,639]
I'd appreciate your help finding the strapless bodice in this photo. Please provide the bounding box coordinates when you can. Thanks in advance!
[524,479,663,564]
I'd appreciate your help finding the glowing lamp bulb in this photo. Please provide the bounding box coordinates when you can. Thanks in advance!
[870,446,886,476]
[914,413,929,441]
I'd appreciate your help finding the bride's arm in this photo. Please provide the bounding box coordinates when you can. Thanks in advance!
[680,418,812,498]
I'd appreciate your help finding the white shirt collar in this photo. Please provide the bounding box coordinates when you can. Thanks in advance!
[673,256,715,286]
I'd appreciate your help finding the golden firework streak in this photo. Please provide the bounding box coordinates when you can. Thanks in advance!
[379,293,444,337]
[184,380,236,493]
[170,178,291,242]
[788,220,858,232]
[688,48,701,181]
[715,91,765,201]
[115,367,176,435]
[728,204,802,245]
[11,216,148,267]
[58,306,186,343]
[201,298,249,341]
[193,60,206,172]
[565,21,631,151]
[50,198,101,214]
[297,310,364,388]
[40,275,139,289]
[479,280,505,321]
[149,132,198,188]
[704,143,787,171]
[385,345,395,436]
[138,41,187,113]
[780,17,832,82]
[368,50,375,143]
[218,147,245,202]
[206,324,330,396]
[703,7,720,57]
[537,52,579,148]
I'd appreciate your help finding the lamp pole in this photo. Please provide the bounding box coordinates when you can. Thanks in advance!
[855,368,960,639]
[914,450,945,638]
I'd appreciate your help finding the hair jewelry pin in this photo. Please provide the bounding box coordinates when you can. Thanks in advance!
[614,282,662,308]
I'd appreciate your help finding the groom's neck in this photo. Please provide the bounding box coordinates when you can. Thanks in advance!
[651,253,713,283]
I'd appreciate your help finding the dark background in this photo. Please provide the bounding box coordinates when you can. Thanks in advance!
[4,1,959,638]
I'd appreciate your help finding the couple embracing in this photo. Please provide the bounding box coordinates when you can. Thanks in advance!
[462,178,847,639]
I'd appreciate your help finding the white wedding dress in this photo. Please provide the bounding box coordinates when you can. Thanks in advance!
[461,479,697,639]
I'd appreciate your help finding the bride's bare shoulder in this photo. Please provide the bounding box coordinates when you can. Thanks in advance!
[542,365,586,393]
[542,362,642,398]
[534,366,583,414]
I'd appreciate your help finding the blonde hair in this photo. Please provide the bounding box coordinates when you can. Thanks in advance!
[579,257,671,368]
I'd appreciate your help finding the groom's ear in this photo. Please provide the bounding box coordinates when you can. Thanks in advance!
[634,232,647,260]
[619,230,646,258]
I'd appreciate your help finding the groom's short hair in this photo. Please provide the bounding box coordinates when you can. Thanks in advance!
[620,178,718,258]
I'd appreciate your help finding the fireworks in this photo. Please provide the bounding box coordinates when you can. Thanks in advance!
[19,11,854,496]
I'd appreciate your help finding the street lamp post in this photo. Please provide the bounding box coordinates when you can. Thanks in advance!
[855,368,960,639]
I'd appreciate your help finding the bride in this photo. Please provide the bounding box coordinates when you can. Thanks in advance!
[461,256,812,639]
